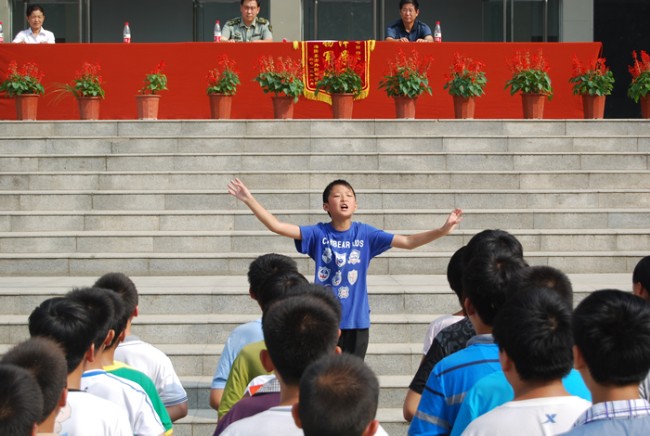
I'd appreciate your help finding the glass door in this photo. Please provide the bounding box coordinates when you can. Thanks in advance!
[482,0,560,42]
[193,0,241,42]
[304,0,376,41]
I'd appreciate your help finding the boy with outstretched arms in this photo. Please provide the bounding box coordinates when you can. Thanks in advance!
[228,178,463,358]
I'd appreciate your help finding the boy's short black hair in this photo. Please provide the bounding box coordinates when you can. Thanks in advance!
[66,287,117,352]
[463,229,525,267]
[101,288,129,348]
[299,354,379,436]
[322,179,356,204]
[633,256,650,292]
[447,246,466,303]
[247,253,299,298]
[573,289,650,386]
[462,253,527,326]
[301,284,343,324]
[262,295,339,385]
[493,287,573,381]
[94,272,139,316]
[28,297,96,373]
[257,270,309,312]
[0,363,43,435]
[510,265,573,306]
[1,337,67,423]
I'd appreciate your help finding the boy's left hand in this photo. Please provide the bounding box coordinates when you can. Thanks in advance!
[443,208,463,233]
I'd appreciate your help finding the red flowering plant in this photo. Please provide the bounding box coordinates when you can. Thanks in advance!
[443,53,487,98]
[207,55,240,96]
[315,53,364,97]
[254,56,304,103]
[505,49,552,98]
[379,49,432,98]
[140,61,168,95]
[64,62,105,99]
[628,50,650,103]
[0,60,45,97]
[569,55,614,96]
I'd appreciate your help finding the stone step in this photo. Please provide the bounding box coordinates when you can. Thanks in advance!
[2,189,649,211]
[2,170,650,191]
[2,152,648,172]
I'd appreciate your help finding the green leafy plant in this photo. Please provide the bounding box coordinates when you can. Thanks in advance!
[65,62,106,98]
[0,60,45,97]
[315,54,364,97]
[628,50,650,103]
[140,61,168,95]
[379,49,432,98]
[443,53,487,98]
[207,55,240,96]
[254,56,304,103]
[505,49,552,98]
[569,55,614,96]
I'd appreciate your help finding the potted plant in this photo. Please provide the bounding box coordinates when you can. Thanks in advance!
[505,50,552,119]
[254,56,304,119]
[378,49,432,119]
[62,62,106,120]
[137,61,168,120]
[628,50,650,118]
[207,55,240,119]
[443,53,487,119]
[569,55,614,119]
[315,54,364,119]
[0,60,45,120]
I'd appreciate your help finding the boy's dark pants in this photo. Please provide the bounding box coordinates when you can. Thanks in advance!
[338,328,370,360]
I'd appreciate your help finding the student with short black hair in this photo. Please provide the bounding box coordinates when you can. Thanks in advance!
[293,353,382,436]
[564,289,650,435]
[633,255,650,301]
[0,363,43,436]
[1,337,68,435]
[461,288,590,435]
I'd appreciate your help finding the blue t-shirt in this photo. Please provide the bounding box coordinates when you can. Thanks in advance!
[211,319,263,389]
[295,222,394,329]
[386,19,432,42]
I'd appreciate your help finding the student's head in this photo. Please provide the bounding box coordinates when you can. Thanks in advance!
[1,337,67,425]
[447,246,466,305]
[256,270,309,312]
[462,253,527,326]
[0,363,43,436]
[66,287,117,353]
[28,297,96,373]
[573,289,650,386]
[248,253,299,298]
[262,295,340,385]
[322,179,357,217]
[300,283,343,324]
[94,272,139,317]
[633,256,650,301]
[463,229,525,267]
[102,289,129,348]
[295,354,379,436]
[510,265,573,306]
[493,287,573,382]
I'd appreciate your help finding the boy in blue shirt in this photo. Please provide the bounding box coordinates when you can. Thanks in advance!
[228,178,463,358]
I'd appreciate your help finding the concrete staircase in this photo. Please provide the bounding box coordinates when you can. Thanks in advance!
[0,119,647,435]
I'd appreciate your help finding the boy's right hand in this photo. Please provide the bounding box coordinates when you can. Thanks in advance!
[227,178,253,202]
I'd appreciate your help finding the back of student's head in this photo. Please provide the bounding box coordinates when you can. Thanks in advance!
[66,287,117,352]
[94,272,139,316]
[298,354,379,436]
[633,256,650,293]
[0,363,43,435]
[248,253,299,297]
[462,253,527,326]
[1,337,67,424]
[262,295,339,385]
[257,270,309,312]
[322,179,356,204]
[510,265,573,306]
[463,229,525,267]
[28,297,96,373]
[447,246,466,304]
[301,283,343,324]
[493,287,573,382]
[573,289,650,386]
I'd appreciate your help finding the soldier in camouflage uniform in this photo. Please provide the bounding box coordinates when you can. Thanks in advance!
[222,0,273,42]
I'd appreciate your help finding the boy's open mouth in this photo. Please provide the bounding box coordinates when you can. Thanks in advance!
[341,204,348,210]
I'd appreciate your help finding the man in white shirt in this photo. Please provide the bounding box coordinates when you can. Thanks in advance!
[13,4,55,44]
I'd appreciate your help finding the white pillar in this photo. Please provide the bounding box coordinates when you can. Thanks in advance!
[269,0,302,41]
[561,0,593,42]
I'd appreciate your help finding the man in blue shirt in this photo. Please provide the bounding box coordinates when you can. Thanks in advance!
[386,0,433,42]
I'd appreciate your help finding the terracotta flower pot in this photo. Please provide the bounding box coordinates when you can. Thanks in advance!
[136,94,161,120]
[394,96,417,119]
[640,95,650,119]
[581,95,606,119]
[453,95,476,119]
[272,96,294,119]
[521,93,545,119]
[209,94,233,119]
[15,94,40,120]
[331,93,354,119]
[78,96,101,120]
